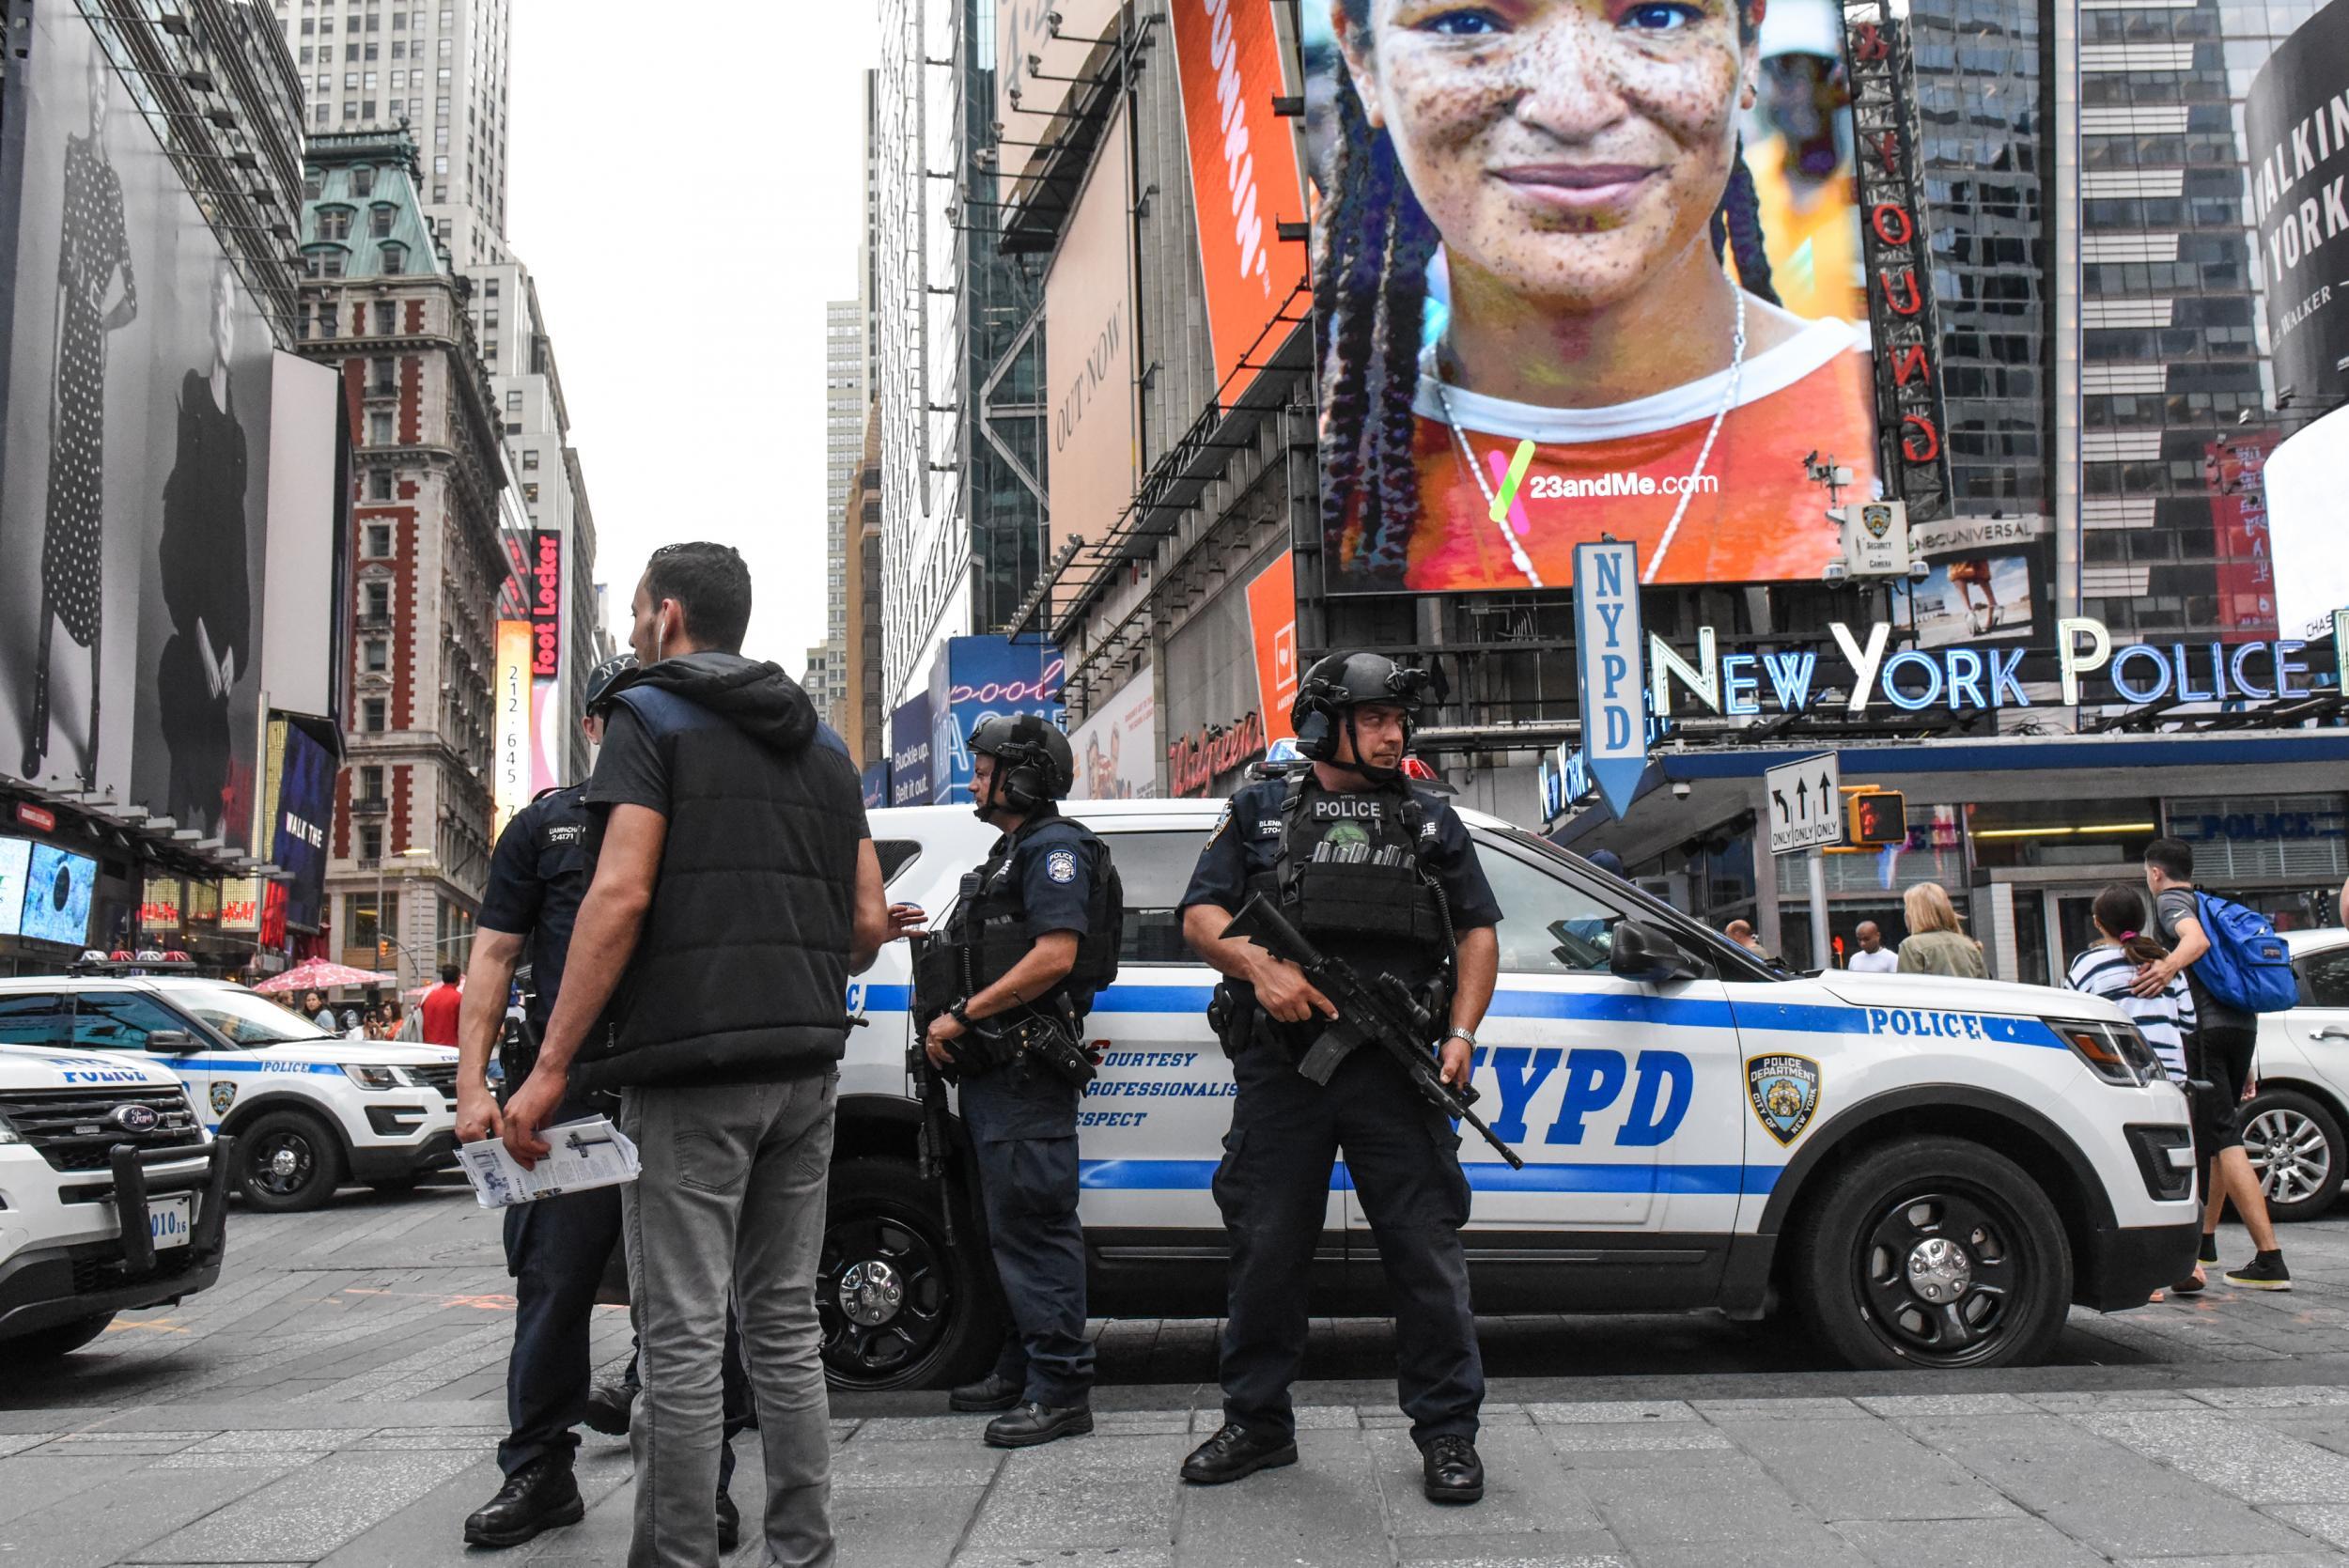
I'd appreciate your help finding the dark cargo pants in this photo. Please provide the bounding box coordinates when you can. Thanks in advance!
[1214,1038,1483,1446]
[958,1062,1095,1406]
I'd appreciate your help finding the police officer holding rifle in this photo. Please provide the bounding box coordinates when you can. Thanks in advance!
[905,714,1123,1449]
[1176,651,1502,1504]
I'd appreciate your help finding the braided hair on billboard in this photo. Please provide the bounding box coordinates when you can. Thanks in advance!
[1317,1,1780,584]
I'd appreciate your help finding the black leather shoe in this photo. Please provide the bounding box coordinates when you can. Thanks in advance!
[582,1381,634,1436]
[985,1401,1095,1449]
[462,1458,585,1548]
[716,1488,739,1554]
[1180,1421,1299,1484]
[1421,1435,1484,1504]
[950,1372,1024,1413]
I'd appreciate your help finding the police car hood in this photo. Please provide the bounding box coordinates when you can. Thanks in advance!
[604,650,817,755]
[0,1043,187,1090]
[1815,970,2129,1027]
[241,1040,459,1069]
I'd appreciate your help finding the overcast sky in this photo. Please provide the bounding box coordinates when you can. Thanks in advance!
[506,2,877,675]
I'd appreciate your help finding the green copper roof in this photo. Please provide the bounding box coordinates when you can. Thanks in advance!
[298,129,443,280]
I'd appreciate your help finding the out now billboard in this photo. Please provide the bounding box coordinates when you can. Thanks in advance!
[1168,0,1310,399]
[1043,103,1136,556]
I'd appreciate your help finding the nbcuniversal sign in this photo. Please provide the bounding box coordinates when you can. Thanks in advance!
[1644,616,2340,721]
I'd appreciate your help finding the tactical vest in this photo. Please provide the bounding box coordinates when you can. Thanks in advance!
[913,815,1123,1019]
[1259,777,1450,946]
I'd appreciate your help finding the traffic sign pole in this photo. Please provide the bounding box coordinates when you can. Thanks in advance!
[1809,848,1830,972]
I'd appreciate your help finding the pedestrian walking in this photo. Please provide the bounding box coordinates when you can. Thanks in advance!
[905,714,1123,1448]
[1845,920,1899,973]
[302,988,332,1030]
[2063,884,2202,1293]
[1895,883,1986,978]
[418,963,462,1046]
[502,542,889,1568]
[2136,838,2291,1290]
[1176,651,1501,1504]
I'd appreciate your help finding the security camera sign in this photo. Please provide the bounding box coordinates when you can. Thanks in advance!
[1766,753,1843,856]
[1839,501,1911,577]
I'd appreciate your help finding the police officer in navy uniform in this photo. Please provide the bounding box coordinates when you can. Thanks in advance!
[1175,651,1501,1504]
[454,654,748,1551]
[908,713,1122,1449]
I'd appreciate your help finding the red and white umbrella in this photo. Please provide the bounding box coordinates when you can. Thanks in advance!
[251,957,399,995]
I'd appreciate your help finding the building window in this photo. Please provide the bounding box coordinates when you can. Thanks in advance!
[369,204,394,239]
[484,278,499,299]
[303,171,324,200]
[505,389,521,410]
[363,638,388,673]
[367,469,393,502]
[433,155,448,174]
[438,36,451,54]
[483,339,498,362]
[343,101,360,121]
[484,310,499,331]
[316,301,338,336]
[521,448,538,471]
[361,99,377,117]
[365,522,392,556]
[358,826,384,862]
[343,70,357,88]
[363,70,378,89]
[368,410,394,445]
[523,482,538,503]
[359,765,383,801]
[314,101,330,128]
[380,242,405,274]
[374,299,396,334]
[319,249,345,278]
[370,355,395,394]
[362,697,387,733]
[506,422,521,436]
[431,182,446,202]
[364,581,390,619]
[318,207,351,241]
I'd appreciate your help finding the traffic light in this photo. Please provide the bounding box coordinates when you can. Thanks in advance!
[1848,790,1908,846]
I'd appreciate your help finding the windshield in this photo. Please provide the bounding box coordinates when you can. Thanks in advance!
[1488,828,1783,982]
[161,985,337,1047]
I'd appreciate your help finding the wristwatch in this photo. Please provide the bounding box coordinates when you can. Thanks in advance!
[1443,1026,1478,1048]
[947,999,974,1030]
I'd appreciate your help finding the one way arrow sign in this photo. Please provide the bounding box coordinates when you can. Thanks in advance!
[1766,753,1843,856]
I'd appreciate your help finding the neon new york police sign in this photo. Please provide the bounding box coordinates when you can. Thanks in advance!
[1647,617,2324,719]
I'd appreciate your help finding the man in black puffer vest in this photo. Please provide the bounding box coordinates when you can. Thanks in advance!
[504,542,890,1568]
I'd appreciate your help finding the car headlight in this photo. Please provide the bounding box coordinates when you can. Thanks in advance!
[2050,1017,2163,1087]
[342,1064,412,1091]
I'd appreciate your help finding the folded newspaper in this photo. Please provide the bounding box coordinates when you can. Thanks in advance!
[457,1115,641,1209]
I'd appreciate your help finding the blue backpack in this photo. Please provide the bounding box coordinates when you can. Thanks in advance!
[2191,893,2298,1014]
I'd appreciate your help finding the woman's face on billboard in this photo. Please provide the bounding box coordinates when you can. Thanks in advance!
[1339,0,1754,313]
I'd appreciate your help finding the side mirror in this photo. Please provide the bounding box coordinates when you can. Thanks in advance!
[1609,922,1701,984]
[145,1029,194,1052]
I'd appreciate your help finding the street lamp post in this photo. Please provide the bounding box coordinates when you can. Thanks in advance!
[374,847,431,988]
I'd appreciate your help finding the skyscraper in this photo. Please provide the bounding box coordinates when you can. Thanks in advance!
[806,295,865,731]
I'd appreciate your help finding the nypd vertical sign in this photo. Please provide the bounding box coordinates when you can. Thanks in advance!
[1573,541,1646,819]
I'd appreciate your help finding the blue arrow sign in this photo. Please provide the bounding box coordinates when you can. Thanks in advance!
[1573,541,1646,820]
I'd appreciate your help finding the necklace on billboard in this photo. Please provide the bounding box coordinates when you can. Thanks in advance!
[1426,287,1748,589]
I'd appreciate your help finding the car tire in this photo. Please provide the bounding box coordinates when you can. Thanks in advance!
[2243,1089,2346,1223]
[819,1156,1005,1393]
[236,1109,348,1213]
[1790,1134,2072,1371]
[8,1311,115,1359]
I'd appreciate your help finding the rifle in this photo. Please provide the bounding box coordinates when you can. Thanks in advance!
[1221,893,1525,1171]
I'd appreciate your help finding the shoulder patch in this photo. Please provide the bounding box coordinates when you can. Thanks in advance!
[1045,847,1079,885]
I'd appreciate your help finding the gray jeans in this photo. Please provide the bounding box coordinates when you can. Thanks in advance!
[620,1074,838,1568]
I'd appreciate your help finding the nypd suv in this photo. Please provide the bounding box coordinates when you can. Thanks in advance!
[826,799,2200,1386]
[0,976,459,1212]
[0,1041,232,1358]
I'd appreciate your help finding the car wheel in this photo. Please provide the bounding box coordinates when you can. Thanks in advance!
[1791,1135,2072,1371]
[2243,1090,2345,1223]
[8,1312,115,1359]
[819,1157,1004,1392]
[236,1110,347,1213]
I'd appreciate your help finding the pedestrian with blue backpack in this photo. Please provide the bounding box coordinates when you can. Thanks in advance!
[2136,837,2294,1291]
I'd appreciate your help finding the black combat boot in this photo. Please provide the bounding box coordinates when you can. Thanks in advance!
[985,1401,1094,1448]
[1180,1421,1299,1484]
[582,1380,634,1436]
[462,1456,585,1547]
[1421,1435,1485,1504]
[950,1371,1024,1412]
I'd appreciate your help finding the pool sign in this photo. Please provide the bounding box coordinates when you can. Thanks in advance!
[1573,541,1647,820]
[1766,753,1843,856]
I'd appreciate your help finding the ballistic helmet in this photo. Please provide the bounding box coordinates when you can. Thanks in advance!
[968,712,1074,815]
[1290,651,1430,768]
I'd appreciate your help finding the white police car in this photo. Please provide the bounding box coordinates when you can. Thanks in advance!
[2237,926,2349,1223]
[0,1041,232,1358]
[0,974,459,1212]
[829,798,2200,1386]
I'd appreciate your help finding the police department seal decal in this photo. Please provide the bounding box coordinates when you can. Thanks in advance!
[1045,847,1078,885]
[1746,1054,1819,1146]
[210,1079,238,1116]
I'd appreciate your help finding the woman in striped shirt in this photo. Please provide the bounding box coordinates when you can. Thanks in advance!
[2065,883,2201,1294]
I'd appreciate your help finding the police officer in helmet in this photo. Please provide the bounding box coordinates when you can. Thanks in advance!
[454,654,749,1551]
[1176,650,1501,1503]
[906,712,1122,1449]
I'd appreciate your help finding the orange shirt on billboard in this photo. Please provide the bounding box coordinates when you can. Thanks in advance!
[1377,318,1877,590]
[1742,135,1867,326]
